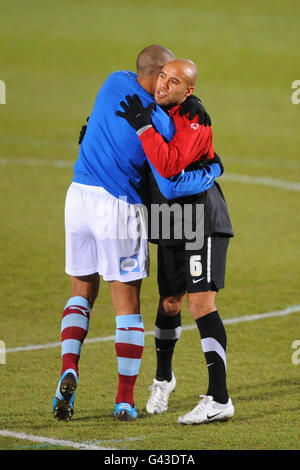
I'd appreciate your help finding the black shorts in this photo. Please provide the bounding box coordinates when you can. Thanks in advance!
[157,235,230,296]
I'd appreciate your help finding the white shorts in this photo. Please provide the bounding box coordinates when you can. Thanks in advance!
[65,183,149,282]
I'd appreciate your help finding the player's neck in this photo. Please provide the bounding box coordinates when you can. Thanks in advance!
[137,76,155,96]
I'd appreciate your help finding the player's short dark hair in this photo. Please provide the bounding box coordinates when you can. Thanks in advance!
[136,45,175,77]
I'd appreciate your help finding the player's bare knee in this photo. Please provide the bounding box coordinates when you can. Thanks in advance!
[159,294,184,316]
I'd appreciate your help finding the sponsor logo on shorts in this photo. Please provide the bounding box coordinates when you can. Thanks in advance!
[120,254,140,275]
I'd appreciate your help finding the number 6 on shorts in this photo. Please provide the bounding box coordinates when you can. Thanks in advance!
[189,255,202,277]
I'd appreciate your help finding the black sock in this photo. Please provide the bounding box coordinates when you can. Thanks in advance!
[196,310,229,404]
[154,311,181,382]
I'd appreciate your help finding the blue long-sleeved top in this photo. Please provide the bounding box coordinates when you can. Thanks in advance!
[73,71,175,204]
[148,161,221,199]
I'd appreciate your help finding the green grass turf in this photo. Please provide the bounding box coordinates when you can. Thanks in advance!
[1,315,300,450]
[0,0,299,451]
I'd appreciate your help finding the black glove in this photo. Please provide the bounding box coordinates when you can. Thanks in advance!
[116,94,156,132]
[78,116,89,145]
[179,95,211,126]
[208,152,224,175]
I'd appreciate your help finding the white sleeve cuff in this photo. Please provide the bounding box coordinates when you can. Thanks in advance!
[136,125,152,136]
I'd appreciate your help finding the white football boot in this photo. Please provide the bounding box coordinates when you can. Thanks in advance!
[146,373,176,414]
[178,395,234,424]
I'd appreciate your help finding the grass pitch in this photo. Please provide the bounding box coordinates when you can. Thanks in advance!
[0,0,299,451]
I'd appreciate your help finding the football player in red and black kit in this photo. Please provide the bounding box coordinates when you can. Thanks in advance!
[118,59,234,424]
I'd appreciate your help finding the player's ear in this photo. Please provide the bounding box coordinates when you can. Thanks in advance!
[185,86,195,98]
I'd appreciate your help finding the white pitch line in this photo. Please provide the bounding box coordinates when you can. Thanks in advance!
[222,173,300,192]
[0,429,115,450]
[1,156,300,191]
[0,157,73,168]
[6,305,300,354]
